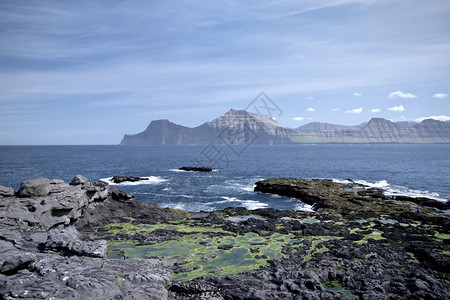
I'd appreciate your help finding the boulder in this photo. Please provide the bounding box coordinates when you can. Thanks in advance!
[0,185,15,197]
[44,226,107,258]
[83,181,109,202]
[18,178,51,197]
[70,175,88,186]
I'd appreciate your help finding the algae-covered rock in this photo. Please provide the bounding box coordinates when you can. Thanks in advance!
[254,177,449,215]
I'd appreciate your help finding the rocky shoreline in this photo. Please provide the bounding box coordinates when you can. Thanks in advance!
[1,176,449,299]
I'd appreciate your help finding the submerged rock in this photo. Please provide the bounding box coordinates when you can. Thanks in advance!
[111,175,147,183]
[179,167,213,172]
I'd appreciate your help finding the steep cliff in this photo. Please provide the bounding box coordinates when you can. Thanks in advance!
[120,109,295,145]
[120,110,450,144]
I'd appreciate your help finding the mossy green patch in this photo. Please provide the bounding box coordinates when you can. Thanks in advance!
[434,231,450,241]
[323,281,358,298]
[106,228,297,281]
[323,281,340,288]
[302,236,341,262]
[351,228,386,244]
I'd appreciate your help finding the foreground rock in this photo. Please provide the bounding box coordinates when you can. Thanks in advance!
[179,167,213,172]
[1,176,449,299]
[0,175,185,299]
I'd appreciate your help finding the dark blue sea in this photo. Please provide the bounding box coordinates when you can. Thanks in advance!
[0,144,449,211]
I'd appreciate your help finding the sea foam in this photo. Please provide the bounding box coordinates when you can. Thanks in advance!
[332,179,447,203]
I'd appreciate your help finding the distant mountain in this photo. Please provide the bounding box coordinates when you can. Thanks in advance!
[120,110,450,144]
[295,122,365,133]
[120,109,296,145]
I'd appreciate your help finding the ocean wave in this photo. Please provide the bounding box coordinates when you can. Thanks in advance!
[332,178,447,203]
[218,196,268,210]
[294,203,314,212]
[99,176,167,186]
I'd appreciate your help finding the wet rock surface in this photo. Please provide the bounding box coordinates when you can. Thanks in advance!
[111,175,148,184]
[0,176,449,299]
[179,167,214,172]
[255,177,450,213]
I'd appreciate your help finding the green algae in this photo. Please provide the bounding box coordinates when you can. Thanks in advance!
[301,236,341,262]
[323,281,341,288]
[434,232,450,241]
[323,281,358,298]
[106,228,297,281]
[100,218,347,281]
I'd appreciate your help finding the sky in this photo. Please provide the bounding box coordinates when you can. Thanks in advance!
[0,0,449,145]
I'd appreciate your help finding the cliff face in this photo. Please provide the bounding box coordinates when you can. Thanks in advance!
[295,122,363,133]
[120,109,296,145]
[120,110,450,144]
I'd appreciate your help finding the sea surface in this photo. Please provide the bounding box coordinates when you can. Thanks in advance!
[0,144,449,212]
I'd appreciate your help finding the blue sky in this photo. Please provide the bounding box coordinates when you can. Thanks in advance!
[0,0,449,145]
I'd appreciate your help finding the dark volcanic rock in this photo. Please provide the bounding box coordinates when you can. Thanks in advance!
[179,167,213,172]
[111,175,148,184]
[254,177,448,215]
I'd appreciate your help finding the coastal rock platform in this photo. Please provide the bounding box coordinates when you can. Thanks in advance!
[0,176,449,299]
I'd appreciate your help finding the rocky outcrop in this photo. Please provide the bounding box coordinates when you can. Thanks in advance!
[254,178,450,214]
[111,175,148,184]
[120,109,450,144]
[0,175,183,299]
[0,185,15,197]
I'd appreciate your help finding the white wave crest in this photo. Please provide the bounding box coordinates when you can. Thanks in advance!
[332,178,447,203]
[294,203,314,212]
[99,176,167,186]
[219,196,268,210]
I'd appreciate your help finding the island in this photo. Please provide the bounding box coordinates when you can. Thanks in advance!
[0,175,449,299]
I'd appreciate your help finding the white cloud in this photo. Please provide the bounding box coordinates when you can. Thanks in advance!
[370,108,381,113]
[387,91,417,99]
[292,117,304,121]
[416,115,450,122]
[432,93,448,99]
[388,105,405,112]
[307,107,316,112]
[332,108,340,112]
[354,92,362,96]
[346,107,363,114]
[305,96,314,100]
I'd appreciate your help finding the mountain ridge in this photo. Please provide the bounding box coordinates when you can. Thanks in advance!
[120,109,450,144]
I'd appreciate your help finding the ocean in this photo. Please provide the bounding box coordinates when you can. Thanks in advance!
[0,144,449,212]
